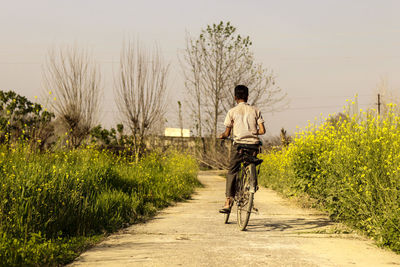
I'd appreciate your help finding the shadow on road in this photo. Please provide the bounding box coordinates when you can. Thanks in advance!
[246,217,333,233]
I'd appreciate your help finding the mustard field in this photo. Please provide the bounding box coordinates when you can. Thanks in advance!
[259,103,400,253]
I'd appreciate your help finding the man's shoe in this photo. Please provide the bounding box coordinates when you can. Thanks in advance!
[219,207,231,214]
[219,197,233,213]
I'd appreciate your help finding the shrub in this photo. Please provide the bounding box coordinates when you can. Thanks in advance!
[0,90,54,147]
[259,103,400,253]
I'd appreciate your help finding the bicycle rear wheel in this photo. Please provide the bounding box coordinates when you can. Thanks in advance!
[236,165,254,231]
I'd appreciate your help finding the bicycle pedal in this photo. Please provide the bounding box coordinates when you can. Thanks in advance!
[252,206,259,213]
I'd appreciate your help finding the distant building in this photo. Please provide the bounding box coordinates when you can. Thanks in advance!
[164,128,191,137]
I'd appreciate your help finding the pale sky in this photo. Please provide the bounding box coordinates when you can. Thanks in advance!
[1,0,400,136]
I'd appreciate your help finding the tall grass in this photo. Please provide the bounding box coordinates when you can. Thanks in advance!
[259,104,400,253]
[0,145,199,266]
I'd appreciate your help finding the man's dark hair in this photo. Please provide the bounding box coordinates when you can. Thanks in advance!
[234,85,249,101]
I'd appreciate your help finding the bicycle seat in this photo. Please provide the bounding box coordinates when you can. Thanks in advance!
[244,155,263,166]
[235,142,263,165]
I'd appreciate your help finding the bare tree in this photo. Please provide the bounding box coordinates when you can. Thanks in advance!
[180,34,204,137]
[180,21,287,138]
[228,63,288,113]
[115,40,169,157]
[197,22,238,138]
[43,46,101,147]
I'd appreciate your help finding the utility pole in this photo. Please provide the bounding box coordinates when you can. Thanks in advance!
[377,94,381,115]
[178,101,183,137]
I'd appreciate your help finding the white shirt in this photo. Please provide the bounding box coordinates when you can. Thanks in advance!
[223,102,264,144]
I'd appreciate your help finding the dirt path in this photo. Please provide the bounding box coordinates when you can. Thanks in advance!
[71,171,400,267]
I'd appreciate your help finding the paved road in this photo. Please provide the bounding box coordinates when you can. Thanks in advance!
[71,171,400,266]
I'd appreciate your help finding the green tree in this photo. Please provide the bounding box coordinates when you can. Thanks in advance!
[0,90,54,147]
[181,21,287,137]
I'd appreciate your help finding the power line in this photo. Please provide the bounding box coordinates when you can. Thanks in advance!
[0,62,41,65]
[287,103,371,111]
[0,60,159,65]
[289,94,373,100]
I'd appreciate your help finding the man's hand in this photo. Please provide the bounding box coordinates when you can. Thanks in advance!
[219,126,232,139]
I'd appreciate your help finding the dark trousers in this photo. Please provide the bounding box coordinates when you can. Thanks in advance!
[226,143,259,197]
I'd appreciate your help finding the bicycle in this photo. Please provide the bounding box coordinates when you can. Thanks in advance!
[223,143,263,231]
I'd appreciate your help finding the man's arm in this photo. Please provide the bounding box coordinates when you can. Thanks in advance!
[256,123,265,135]
[219,126,232,139]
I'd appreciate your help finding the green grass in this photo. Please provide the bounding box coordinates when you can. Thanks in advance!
[0,144,199,266]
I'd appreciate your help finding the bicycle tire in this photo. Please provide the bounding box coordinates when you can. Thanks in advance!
[236,165,254,231]
[237,192,253,230]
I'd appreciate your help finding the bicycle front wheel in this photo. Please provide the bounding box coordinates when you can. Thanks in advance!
[224,210,231,224]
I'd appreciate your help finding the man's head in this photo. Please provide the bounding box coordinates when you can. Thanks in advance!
[234,85,248,102]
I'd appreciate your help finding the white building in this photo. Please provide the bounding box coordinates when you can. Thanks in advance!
[164,128,191,137]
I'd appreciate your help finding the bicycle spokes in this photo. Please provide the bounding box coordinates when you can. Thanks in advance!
[235,163,256,231]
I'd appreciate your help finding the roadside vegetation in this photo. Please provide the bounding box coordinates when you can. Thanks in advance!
[0,143,199,266]
[0,84,199,266]
[259,100,400,253]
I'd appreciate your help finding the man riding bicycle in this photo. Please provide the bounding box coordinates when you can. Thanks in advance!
[219,85,266,213]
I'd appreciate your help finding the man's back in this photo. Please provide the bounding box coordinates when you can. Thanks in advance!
[224,102,264,145]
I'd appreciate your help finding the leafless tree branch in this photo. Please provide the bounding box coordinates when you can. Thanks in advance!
[115,40,169,157]
[43,46,101,147]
